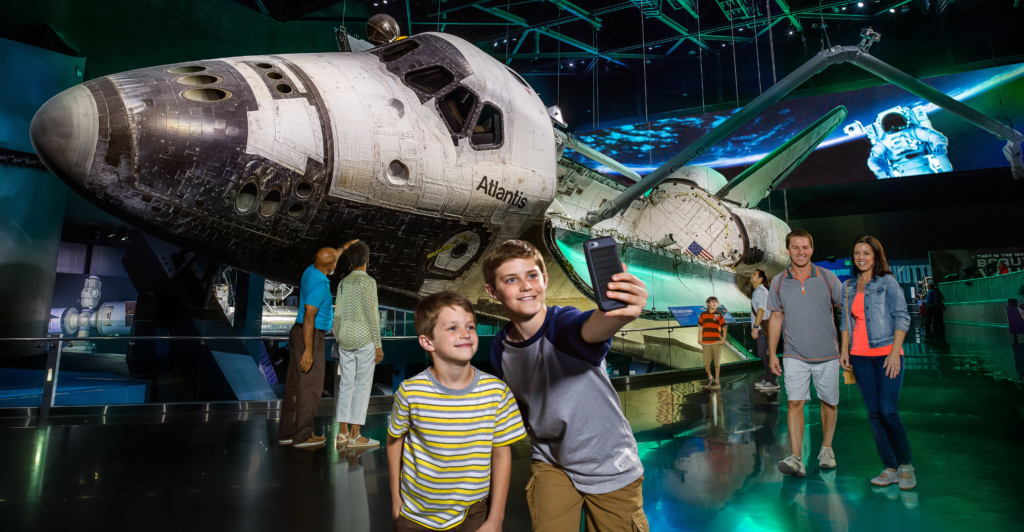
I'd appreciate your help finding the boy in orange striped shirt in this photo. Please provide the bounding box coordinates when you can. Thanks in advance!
[698,297,728,390]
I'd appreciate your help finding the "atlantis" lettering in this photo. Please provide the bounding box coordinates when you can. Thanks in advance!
[476,176,528,209]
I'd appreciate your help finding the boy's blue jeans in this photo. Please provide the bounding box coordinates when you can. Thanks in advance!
[850,355,913,469]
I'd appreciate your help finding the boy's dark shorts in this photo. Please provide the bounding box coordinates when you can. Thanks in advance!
[394,499,489,532]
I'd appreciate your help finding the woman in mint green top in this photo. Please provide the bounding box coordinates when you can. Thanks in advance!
[332,241,384,447]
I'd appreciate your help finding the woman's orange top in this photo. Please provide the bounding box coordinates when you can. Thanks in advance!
[851,292,903,357]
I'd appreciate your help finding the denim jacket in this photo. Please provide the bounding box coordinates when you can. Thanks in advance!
[839,273,910,350]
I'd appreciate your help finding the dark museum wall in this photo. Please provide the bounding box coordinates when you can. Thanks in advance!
[758,168,1024,262]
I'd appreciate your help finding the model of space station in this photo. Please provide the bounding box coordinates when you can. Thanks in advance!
[844,105,953,178]
[30,20,1024,367]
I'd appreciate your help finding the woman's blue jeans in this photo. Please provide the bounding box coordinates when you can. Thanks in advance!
[850,355,913,469]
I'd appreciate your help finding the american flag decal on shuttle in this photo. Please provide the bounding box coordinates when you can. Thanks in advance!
[686,240,714,261]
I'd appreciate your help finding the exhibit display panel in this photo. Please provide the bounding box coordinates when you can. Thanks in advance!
[568,63,1024,187]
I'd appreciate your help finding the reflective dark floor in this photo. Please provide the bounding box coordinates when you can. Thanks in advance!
[3,320,1024,531]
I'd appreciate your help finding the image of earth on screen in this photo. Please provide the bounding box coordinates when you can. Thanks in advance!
[567,63,1024,188]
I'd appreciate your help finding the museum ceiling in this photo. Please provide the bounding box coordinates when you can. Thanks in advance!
[3,0,1021,126]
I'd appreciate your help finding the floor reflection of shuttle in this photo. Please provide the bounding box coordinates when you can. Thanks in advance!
[30,32,556,306]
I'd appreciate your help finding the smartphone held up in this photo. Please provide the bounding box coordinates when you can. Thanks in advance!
[584,236,627,313]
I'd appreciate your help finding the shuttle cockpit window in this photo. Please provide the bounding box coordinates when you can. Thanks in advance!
[471,104,503,149]
[505,66,533,91]
[404,66,454,94]
[380,39,420,62]
[439,86,478,136]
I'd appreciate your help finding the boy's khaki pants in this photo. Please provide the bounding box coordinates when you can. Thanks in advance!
[526,461,649,532]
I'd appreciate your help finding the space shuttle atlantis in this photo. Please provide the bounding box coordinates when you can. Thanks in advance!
[30,27,1021,361]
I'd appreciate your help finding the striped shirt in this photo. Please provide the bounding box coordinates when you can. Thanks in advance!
[698,311,726,344]
[332,270,382,350]
[388,368,526,531]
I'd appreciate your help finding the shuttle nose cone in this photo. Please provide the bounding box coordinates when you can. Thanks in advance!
[30,84,98,185]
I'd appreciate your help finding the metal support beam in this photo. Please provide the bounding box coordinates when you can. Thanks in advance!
[508,29,531,64]
[667,0,701,19]
[774,0,804,33]
[498,52,666,59]
[873,0,913,15]
[431,0,492,16]
[654,14,712,51]
[476,6,627,65]
[546,0,602,28]
[584,44,1024,225]
[797,13,873,20]
[666,38,686,55]
[406,0,413,36]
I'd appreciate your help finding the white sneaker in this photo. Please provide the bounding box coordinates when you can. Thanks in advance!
[871,469,899,486]
[818,447,837,470]
[778,454,806,477]
[760,383,781,392]
[899,465,917,490]
[754,380,768,388]
[348,436,380,448]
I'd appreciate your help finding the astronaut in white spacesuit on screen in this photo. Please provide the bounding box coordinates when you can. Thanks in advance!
[845,105,953,178]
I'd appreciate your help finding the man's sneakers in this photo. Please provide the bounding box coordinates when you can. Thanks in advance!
[760,382,781,392]
[779,449,836,478]
[279,438,293,445]
[818,447,837,470]
[294,435,327,448]
[778,454,806,477]
[703,378,714,389]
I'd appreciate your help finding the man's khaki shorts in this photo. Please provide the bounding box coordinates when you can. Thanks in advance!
[702,343,722,367]
[526,461,648,532]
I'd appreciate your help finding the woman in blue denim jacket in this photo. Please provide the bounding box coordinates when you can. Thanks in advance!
[838,235,916,490]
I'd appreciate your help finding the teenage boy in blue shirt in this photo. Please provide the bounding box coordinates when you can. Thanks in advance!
[483,239,650,532]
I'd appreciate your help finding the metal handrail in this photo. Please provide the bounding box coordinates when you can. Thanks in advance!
[2,319,761,341]
[0,335,420,342]
[0,320,756,341]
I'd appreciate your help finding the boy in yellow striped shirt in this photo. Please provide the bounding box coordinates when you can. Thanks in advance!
[387,292,526,532]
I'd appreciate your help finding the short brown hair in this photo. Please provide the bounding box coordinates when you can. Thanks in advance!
[706,296,719,305]
[785,229,814,249]
[414,291,476,339]
[481,239,547,287]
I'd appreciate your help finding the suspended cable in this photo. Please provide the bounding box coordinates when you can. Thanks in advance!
[698,0,706,114]
[729,6,739,105]
[751,0,762,94]
[639,6,652,169]
[817,0,831,50]
[766,0,777,84]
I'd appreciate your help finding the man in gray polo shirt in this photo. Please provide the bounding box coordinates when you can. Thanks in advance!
[767,229,843,477]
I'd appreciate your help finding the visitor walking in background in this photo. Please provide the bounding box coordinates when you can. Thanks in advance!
[924,281,945,333]
[750,269,778,392]
[840,235,916,490]
[279,247,341,449]
[698,297,727,390]
[767,229,844,477]
[333,240,384,448]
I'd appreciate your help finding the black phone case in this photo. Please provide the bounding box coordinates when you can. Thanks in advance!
[584,236,627,313]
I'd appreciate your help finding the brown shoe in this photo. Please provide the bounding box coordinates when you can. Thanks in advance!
[294,435,327,448]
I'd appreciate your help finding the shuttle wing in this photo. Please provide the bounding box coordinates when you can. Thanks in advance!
[716,106,848,208]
